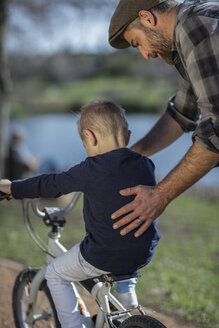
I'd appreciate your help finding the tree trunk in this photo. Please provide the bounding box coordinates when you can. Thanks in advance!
[0,0,10,177]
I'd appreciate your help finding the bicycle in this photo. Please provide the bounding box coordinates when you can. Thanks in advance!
[0,190,166,328]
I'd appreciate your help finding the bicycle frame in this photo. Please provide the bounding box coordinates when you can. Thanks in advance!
[25,229,67,325]
[24,194,144,328]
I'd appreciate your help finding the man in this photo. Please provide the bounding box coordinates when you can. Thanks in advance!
[108,0,219,237]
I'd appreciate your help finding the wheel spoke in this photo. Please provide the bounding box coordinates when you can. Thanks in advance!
[24,284,30,297]
[12,269,60,328]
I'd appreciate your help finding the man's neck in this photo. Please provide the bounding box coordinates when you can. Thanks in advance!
[156,5,177,40]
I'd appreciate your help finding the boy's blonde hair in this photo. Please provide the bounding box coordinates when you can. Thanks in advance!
[77,100,129,140]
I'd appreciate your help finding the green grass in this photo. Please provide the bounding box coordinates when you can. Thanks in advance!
[0,194,218,327]
[137,196,219,328]
[56,77,174,109]
[10,76,176,116]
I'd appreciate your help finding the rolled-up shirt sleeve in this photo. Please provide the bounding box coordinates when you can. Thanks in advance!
[166,79,199,132]
[11,161,88,199]
[192,116,219,153]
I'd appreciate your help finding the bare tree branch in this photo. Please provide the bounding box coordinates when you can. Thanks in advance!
[0,0,11,176]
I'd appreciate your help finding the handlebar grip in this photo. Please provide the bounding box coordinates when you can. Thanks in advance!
[0,191,12,201]
[31,199,46,218]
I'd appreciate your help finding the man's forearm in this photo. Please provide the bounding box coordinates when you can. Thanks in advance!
[131,112,183,156]
[156,141,219,204]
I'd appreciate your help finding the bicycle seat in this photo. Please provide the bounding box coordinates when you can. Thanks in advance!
[100,270,141,283]
[80,270,141,292]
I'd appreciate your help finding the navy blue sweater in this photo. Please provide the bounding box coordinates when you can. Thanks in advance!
[11,148,161,274]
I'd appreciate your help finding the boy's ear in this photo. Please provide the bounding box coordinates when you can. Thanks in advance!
[125,130,131,146]
[83,129,97,146]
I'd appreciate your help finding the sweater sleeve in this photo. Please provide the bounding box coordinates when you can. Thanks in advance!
[11,161,88,199]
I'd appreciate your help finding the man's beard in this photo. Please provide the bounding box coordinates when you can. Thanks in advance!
[142,26,174,65]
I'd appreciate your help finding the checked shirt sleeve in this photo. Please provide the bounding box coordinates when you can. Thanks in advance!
[166,79,199,132]
[167,14,219,153]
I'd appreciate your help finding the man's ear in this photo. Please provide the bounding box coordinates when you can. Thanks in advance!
[138,10,156,27]
[125,130,131,146]
[83,129,97,146]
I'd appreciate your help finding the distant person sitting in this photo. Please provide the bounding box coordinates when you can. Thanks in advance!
[5,129,41,180]
[6,129,57,180]
[0,100,161,328]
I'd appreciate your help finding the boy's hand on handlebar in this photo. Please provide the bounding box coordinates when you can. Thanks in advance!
[0,191,12,201]
[0,179,12,198]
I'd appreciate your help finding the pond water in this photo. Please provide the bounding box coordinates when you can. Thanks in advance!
[10,113,219,188]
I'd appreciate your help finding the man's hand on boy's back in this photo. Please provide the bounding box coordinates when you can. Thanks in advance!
[0,179,12,195]
[111,185,167,238]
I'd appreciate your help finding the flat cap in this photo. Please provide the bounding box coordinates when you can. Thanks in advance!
[109,0,167,49]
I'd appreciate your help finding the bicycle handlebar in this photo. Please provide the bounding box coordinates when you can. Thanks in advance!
[0,189,81,217]
[23,192,82,253]
[31,199,46,218]
[30,192,82,218]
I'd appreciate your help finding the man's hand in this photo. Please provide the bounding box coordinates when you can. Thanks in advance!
[111,185,168,237]
[112,142,219,238]
[0,179,12,195]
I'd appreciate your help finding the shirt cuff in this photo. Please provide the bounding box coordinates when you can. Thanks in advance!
[11,180,23,199]
[192,118,219,154]
[166,96,197,132]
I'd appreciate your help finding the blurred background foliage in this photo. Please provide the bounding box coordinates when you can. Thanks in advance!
[9,51,178,117]
[5,0,178,118]
[0,0,179,175]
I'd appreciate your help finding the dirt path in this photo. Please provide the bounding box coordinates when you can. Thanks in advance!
[0,258,196,328]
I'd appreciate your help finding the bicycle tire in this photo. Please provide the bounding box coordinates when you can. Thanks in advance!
[12,268,61,328]
[119,315,167,328]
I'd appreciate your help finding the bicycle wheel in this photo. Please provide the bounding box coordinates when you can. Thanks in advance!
[12,268,61,328]
[119,315,167,328]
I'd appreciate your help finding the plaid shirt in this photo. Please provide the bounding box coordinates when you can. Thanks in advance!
[166,0,219,153]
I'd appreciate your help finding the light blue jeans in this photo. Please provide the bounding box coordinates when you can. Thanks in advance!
[45,243,137,328]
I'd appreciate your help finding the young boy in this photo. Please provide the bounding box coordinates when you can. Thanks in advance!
[0,100,161,328]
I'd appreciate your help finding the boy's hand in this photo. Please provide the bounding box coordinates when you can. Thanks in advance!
[0,179,12,195]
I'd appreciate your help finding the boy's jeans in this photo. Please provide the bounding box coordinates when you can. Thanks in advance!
[45,243,137,328]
